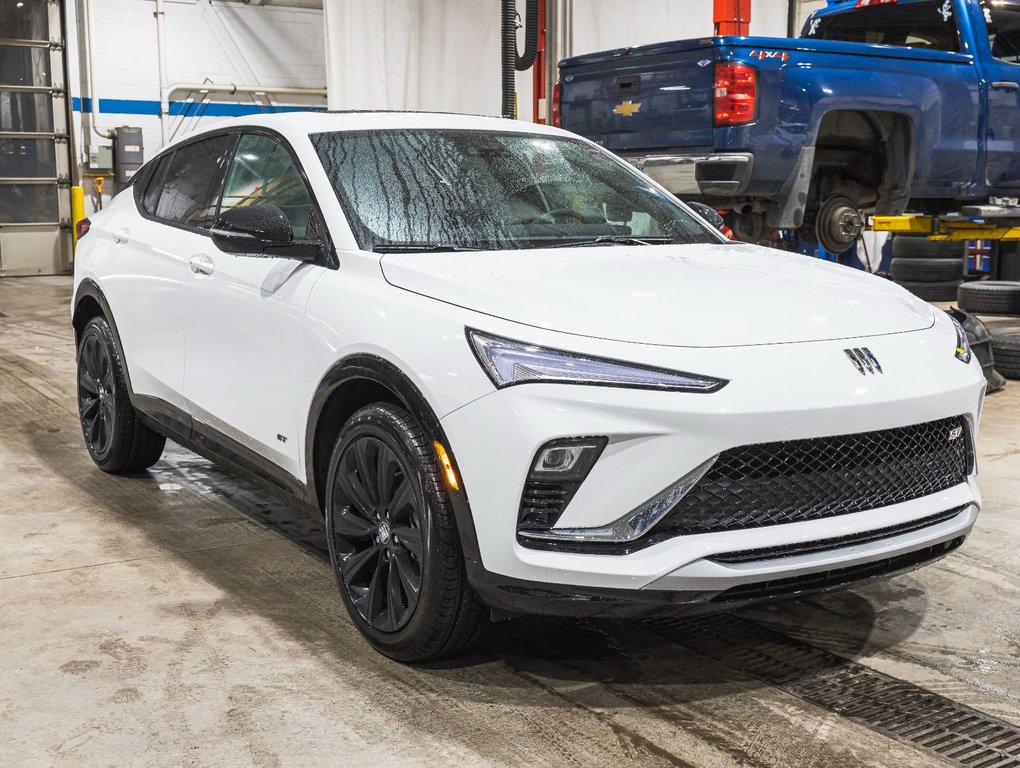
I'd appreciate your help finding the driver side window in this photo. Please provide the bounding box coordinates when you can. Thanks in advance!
[221,133,320,240]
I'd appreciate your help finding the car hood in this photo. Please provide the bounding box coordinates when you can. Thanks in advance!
[380,242,935,347]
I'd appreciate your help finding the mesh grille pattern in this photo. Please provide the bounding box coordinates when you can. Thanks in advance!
[654,416,973,536]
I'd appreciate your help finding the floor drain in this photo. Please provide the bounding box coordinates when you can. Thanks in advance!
[643,615,1020,767]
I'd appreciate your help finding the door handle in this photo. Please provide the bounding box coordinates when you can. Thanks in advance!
[992,81,1020,91]
[188,254,215,276]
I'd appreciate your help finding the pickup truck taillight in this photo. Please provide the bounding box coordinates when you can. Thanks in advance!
[551,81,562,127]
[714,62,757,126]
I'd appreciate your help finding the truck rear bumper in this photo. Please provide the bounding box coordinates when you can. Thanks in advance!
[625,152,754,196]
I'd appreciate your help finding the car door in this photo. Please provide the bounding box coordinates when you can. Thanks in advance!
[182,131,329,480]
[100,134,234,407]
[981,1,1020,189]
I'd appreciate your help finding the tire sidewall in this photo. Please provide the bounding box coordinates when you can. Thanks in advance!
[325,405,451,656]
[76,318,126,468]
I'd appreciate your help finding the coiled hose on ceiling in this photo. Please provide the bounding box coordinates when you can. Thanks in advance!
[502,0,539,119]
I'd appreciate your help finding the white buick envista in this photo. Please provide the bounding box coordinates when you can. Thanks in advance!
[72,112,984,661]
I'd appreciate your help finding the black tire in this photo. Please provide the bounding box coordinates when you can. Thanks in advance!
[325,402,487,662]
[957,281,1020,315]
[890,257,963,282]
[896,280,963,302]
[890,236,967,260]
[76,317,166,473]
[990,327,1020,379]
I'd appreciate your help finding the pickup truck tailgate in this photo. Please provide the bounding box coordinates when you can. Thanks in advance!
[560,40,716,153]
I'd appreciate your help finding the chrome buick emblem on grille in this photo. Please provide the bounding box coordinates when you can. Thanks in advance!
[844,347,882,375]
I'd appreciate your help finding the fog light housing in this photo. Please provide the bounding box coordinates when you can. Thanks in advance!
[517,437,607,533]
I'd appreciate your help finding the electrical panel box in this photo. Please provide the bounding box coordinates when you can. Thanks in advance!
[114,126,144,184]
[87,144,113,172]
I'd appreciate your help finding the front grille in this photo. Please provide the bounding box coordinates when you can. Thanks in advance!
[711,536,965,603]
[654,416,973,536]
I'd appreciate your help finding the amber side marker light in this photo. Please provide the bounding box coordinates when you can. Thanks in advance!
[433,441,460,490]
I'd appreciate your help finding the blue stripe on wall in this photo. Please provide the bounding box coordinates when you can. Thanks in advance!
[71,96,325,118]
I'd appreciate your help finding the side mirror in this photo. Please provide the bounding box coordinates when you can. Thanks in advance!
[210,204,319,261]
[685,201,727,234]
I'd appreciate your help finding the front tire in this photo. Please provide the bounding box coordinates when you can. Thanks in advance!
[325,403,487,662]
[76,316,165,473]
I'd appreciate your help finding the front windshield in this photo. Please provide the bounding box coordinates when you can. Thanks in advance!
[310,129,721,252]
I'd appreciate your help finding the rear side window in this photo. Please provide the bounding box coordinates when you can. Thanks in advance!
[140,153,171,215]
[154,134,236,229]
[986,4,1020,63]
[803,1,960,53]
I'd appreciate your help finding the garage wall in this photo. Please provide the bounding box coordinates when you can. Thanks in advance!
[67,0,327,214]
[324,0,793,119]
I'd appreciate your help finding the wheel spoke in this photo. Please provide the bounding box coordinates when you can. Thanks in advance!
[85,411,101,446]
[392,549,421,600]
[387,479,414,524]
[331,506,377,538]
[340,543,380,582]
[376,444,399,505]
[365,557,386,624]
[80,394,100,419]
[337,459,376,517]
[386,557,403,629]
[353,439,378,505]
[392,525,422,560]
[79,367,99,395]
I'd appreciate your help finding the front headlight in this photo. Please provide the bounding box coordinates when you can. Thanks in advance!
[949,314,972,364]
[466,329,728,392]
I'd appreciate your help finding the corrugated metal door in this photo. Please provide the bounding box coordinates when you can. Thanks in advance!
[0,0,72,276]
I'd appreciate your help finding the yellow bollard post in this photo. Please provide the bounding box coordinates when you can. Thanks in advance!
[71,185,85,248]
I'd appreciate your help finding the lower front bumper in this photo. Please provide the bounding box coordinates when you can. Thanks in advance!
[468,528,969,618]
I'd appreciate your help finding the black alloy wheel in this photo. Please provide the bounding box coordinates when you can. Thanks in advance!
[325,403,488,662]
[75,316,165,473]
[78,332,116,460]
[330,433,424,632]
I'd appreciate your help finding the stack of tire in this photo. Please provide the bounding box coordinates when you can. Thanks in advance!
[889,235,966,302]
[957,281,1020,380]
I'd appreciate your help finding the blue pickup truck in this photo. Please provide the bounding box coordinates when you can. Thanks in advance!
[558,0,1020,252]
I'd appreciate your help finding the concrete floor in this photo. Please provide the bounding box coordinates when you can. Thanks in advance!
[1,276,1018,768]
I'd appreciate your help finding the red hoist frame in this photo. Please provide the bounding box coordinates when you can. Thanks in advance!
[714,0,751,36]
[532,0,548,123]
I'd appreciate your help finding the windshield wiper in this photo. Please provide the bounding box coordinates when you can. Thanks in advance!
[538,235,676,248]
[373,242,483,253]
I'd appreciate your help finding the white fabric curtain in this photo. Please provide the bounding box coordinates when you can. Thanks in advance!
[323,0,507,114]
[323,0,790,118]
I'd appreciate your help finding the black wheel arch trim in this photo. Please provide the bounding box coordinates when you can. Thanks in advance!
[72,279,135,395]
[305,354,483,567]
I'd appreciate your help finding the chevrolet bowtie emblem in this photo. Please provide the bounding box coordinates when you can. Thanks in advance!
[613,100,641,117]
[844,347,883,375]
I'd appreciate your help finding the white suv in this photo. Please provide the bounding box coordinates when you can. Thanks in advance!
[73,112,984,661]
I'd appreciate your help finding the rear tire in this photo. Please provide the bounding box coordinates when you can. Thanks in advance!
[891,236,967,260]
[325,402,488,662]
[890,257,963,282]
[990,327,1020,379]
[895,280,963,302]
[76,317,165,474]
[957,281,1020,315]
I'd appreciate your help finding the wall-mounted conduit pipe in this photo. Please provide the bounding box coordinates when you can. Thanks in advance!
[153,0,326,147]
[82,0,114,140]
[502,0,540,119]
